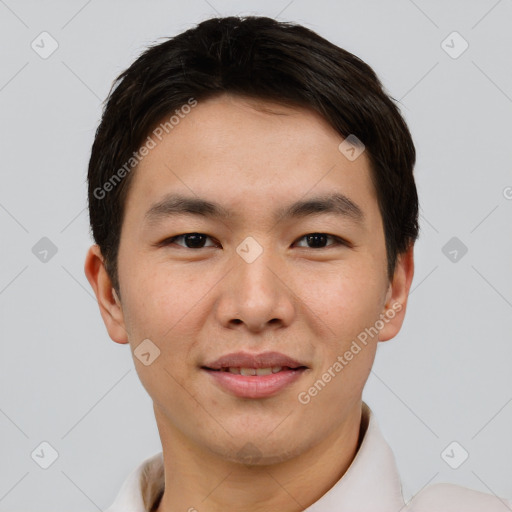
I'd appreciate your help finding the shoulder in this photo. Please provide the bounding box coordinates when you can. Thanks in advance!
[407,482,512,512]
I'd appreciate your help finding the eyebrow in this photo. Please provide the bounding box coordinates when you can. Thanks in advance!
[144,192,365,226]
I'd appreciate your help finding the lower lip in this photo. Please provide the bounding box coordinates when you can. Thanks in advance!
[203,368,307,399]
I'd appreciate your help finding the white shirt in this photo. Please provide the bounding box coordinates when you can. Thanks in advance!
[105,402,511,511]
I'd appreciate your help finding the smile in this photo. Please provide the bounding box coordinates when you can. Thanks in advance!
[213,366,291,375]
[202,352,309,399]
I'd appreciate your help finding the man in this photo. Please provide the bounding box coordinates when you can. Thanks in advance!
[84,15,511,512]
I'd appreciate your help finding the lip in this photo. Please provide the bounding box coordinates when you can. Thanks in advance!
[203,351,306,370]
[202,351,308,399]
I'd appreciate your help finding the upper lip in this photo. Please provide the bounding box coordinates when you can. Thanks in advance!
[203,351,308,370]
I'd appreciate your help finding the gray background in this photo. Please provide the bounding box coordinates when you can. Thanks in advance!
[1,0,511,510]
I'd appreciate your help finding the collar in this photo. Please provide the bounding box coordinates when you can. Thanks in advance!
[105,401,405,512]
[304,401,405,511]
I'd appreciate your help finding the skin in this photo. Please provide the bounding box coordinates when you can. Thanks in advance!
[85,93,414,512]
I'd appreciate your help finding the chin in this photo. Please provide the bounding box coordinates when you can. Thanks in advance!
[206,436,304,467]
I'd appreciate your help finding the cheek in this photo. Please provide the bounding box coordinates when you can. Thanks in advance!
[300,269,387,387]
[301,264,386,332]
[119,265,202,408]
[306,281,381,407]
[120,260,194,333]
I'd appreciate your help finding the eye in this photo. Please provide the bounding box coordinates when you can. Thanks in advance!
[159,233,218,249]
[293,233,349,249]
[157,232,350,250]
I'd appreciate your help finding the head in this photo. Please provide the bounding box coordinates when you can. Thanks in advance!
[85,16,418,465]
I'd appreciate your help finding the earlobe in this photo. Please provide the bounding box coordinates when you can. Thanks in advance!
[84,245,129,344]
[378,244,415,342]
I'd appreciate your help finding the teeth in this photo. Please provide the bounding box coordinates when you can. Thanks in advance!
[255,367,272,376]
[223,366,284,375]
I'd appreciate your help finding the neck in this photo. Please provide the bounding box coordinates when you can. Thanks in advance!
[153,401,365,512]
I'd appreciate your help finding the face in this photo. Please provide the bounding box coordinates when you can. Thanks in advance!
[86,93,413,465]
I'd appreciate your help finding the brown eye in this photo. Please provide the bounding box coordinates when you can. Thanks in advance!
[294,233,348,249]
[161,233,218,249]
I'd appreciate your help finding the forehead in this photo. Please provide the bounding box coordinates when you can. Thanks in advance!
[123,94,380,229]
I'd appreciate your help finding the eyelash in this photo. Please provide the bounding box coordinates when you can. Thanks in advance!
[158,232,351,250]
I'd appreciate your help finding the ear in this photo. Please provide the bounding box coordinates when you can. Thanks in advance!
[84,244,128,344]
[378,244,415,342]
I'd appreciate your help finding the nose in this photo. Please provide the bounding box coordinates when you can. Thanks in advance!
[214,245,296,333]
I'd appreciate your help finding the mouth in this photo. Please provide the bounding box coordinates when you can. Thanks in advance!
[201,351,309,399]
[205,365,305,376]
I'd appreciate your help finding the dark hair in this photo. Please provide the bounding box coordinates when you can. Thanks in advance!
[87,15,419,295]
